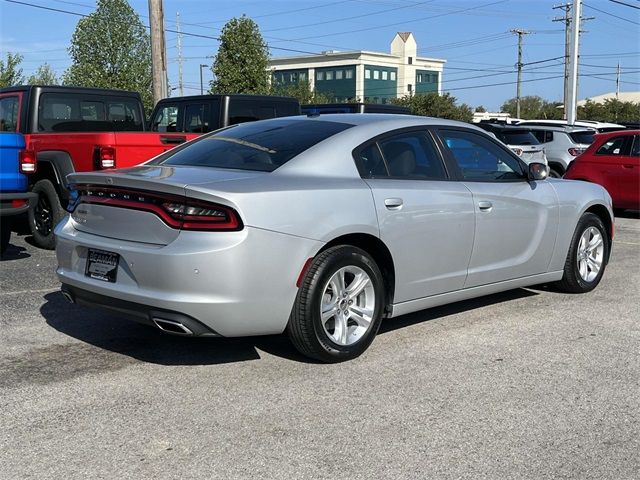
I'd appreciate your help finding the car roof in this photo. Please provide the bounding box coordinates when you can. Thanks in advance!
[594,129,640,139]
[521,124,595,133]
[286,113,486,131]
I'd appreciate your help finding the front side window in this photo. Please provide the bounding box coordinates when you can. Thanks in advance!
[439,129,524,181]
[0,95,20,132]
[151,104,180,132]
[596,136,628,156]
[631,136,640,157]
[155,119,354,172]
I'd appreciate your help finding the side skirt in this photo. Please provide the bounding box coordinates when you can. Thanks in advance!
[388,271,563,318]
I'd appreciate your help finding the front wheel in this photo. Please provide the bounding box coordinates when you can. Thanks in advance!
[287,245,385,363]
[29,179,65,250]
[555,213,609,293]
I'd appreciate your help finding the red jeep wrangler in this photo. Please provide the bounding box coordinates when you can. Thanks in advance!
[0,86,199,248]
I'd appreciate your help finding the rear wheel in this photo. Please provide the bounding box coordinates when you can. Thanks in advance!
[287,245,385,363]
[29,179,65,250]
[555,213,609,293]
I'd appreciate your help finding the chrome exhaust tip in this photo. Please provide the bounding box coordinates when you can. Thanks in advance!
[61,290,75,304]
[152,317,194,335]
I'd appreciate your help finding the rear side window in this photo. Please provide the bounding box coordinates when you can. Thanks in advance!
[596,136,629,156]
[157,119,353,172]
[38,93,144,132]
[500,130,539,145]
[184,103,210,133]
[377,131,447,180]
[0,95,19,132]
[632,136,640,157]
[568,131,595,145]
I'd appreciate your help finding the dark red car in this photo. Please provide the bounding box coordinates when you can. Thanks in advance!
[564,130,639,212]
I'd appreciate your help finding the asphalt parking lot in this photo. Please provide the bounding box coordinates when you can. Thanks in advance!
[1,214,639,480]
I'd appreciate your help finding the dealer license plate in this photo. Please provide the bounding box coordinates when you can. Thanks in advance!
[85,248,119,283]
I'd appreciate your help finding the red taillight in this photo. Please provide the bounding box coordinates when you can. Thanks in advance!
[568,147,585,157]
[11,199,27,208]
[70,186,242,231]
[97,146,116,169]
[19,150,36,174]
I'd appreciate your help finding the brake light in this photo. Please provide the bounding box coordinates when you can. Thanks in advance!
[511,148,523,156]
[19,150,36,173]
[568,147,585,157]
[97,146,116,169]
[69,186,242,231]
[11,199,27,208]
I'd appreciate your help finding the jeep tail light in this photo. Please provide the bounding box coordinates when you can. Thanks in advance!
[98,146,116,169]
[511,147,523,156]
[19,150,36,174]
[568,147,585,157]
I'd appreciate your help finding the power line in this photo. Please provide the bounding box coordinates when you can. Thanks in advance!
[609,0,640,9]
[583,1,640,24]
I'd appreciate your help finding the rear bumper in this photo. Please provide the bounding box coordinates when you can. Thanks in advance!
[60,284,220,336]
[0,191,37,216]
[55,216,322,337]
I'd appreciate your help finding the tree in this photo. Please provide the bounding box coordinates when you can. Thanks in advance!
[62,0,152,111]
[475,105,487,113]
[0,52,25,87]
[27,64,58,85]
[579,98,640,123]
[392,92,473,122]
[271,80,332,104]
[211,16,269,94]
[501,95,563,120]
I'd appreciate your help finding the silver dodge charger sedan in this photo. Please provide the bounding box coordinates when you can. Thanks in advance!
[55,114,613,362]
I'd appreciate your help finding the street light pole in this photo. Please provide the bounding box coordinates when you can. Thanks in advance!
[199,64,208,95]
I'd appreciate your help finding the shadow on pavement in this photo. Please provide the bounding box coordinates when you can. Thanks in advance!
[41,291,312,366]
[42,287,539,366]
[380,288,538,334]
[616,209,639,219]
[0,243,30,261]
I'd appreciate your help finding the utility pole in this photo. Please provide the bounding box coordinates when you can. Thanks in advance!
[566,0,582,125]
[199,64,208,95]
[511,29,530,119]
[553,2,593,119]
[149,0,168,104]
[176,12,183,96]
[616,62,620,100]
[553,3,571,119]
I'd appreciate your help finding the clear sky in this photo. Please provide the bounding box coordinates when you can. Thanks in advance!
[1,0,638,110]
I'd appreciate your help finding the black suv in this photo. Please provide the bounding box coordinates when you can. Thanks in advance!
[149,94,301,133]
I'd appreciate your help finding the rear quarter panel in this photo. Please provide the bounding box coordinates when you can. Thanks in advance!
[547,179,613,271]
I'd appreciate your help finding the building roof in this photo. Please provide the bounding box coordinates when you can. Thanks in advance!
[577,91,640,106]
[397,32,412,42]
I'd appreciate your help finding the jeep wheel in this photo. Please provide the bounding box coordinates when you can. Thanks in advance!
[29,179,64,250]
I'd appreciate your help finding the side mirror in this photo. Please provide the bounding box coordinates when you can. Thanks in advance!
[528,162,549,181]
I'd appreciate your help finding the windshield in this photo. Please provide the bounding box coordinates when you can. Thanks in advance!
[154,118,354,172]
[499,130,540,145]
[568,131,595,145]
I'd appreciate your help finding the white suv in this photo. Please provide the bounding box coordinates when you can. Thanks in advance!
[524,125,596,177]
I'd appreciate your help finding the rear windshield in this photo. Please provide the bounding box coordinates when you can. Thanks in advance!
[156,118,353,172]
[38,93,144,132]
[568,131,595,144]
[499,130,540,145]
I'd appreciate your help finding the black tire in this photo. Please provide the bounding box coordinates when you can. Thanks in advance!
[287,245,385,363]
[555,213,609,293]
[549,168,562,178]
[0,218,11,256]
[29,179,65,250]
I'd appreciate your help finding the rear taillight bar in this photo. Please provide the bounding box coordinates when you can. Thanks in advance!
[68,185,242,231]
[19,150,36,174]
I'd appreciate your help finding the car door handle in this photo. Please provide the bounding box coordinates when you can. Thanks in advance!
[384,198,403,210]
[478,201,493,212]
